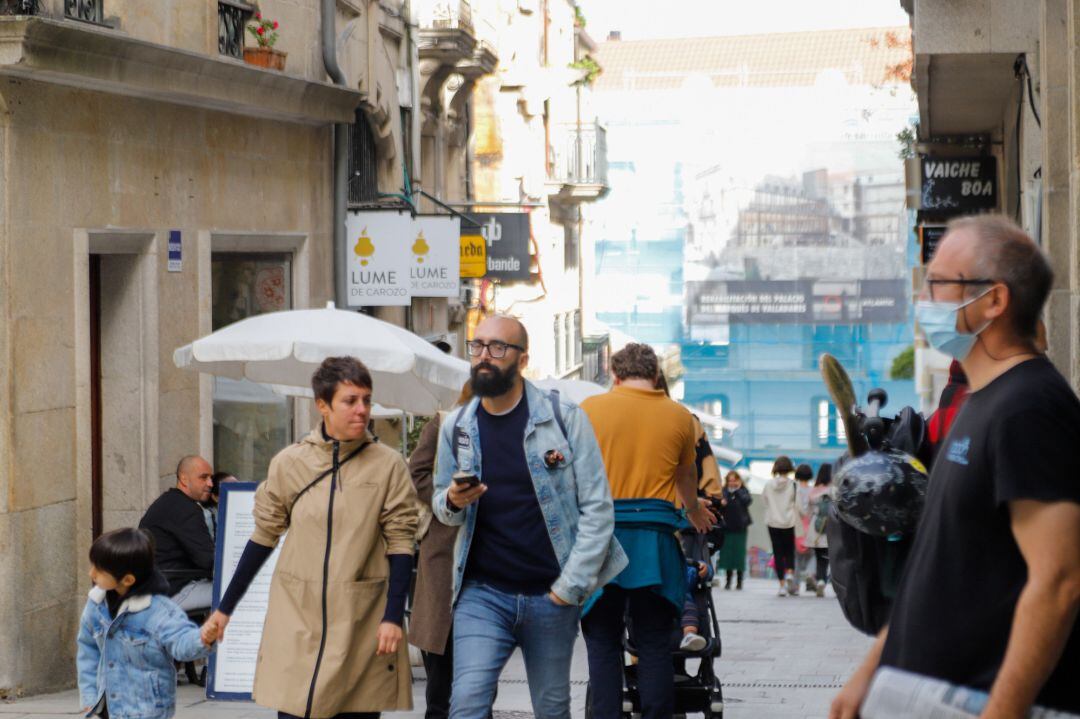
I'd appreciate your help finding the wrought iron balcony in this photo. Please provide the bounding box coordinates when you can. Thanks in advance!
[65,0,102,23]
[0,0,39,15]
[218,0,254,59]
[550,121,609,203]
[416,0,476,64]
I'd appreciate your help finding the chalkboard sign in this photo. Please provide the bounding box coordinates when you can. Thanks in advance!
[920,156,998,212]
[207,483,284,701]
[919,225,948,264]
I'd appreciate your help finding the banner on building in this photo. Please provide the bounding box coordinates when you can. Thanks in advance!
[460,233,486,278]
[345,211,412,306]
[686,279,908,326]
[467,213,531,280]
[409,216,461,297]
[918,155,998,213]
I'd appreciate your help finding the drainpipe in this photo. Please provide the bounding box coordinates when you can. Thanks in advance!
[405,0,422,206]
[322,0,349,308]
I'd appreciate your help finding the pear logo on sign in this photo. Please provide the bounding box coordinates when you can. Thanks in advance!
[354,227,375,266]
[412,231,430,264]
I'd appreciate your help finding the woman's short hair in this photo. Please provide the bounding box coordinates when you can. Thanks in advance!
[815,463,833,487]
[311,356,373,405]
[794,463,814,481]
[611,343,659,382]
[772,455,794,476]
[89,528,155,585]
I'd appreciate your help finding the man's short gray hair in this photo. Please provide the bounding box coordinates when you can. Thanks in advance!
[948,214,1052,341]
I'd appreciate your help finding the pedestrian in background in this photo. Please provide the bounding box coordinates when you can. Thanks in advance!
[762,456,798,596]
[408,381,476,719]
[793,463,817,594]
[804,464,832,597]
[715,470,752,590]
[582,343,715,719]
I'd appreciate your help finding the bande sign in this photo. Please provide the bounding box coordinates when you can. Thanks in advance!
[919,155,997,212]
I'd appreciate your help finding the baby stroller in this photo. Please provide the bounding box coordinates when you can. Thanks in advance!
[587,502,726,718]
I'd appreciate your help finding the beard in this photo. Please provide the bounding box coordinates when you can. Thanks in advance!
[470,360,520,398]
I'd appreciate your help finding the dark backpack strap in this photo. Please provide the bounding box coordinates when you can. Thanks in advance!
[548,389,567,440]
[451,402,471,466]
[286,442,370,521]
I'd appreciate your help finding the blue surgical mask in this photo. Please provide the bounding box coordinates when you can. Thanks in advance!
[915,289,993,360]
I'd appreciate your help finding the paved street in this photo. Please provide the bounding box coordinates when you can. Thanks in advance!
[0,578,872,719]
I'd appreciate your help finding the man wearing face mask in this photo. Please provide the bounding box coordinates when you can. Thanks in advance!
[830,214,1080,718]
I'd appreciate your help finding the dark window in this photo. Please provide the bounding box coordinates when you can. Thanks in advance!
[65,0,103,23]
[349,109,380,206]
[218,1,253,59]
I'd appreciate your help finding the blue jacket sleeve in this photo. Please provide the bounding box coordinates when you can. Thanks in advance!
[76,601,101,708]
[156,600,212,663]
[550,404,622,605]
[432,408,465,527]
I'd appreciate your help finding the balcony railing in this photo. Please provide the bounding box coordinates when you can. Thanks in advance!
[0,0,39,15]
[416,0,473,33]
[551,121,608,188]
[219,0,254,59]
[65,0,102,23]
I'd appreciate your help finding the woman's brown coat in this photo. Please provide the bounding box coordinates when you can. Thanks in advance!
[249,427,419,718]
[406,415,458,655]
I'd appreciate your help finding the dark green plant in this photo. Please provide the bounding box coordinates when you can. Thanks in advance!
[573,5,586,28]
[406,415,432,456]
[897,121,919,160]
[890,345,915,380]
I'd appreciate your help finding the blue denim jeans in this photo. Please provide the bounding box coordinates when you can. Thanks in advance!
[451,582,581,719]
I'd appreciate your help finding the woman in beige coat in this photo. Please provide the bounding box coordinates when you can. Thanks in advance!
[204,357,419,719]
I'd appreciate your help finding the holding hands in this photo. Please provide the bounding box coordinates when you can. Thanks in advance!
[201,610,230,647]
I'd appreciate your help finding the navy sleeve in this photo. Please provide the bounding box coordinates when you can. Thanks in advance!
[217,541,273,616]
[381,553,413,626]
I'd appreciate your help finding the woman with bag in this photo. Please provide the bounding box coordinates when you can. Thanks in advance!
[203,357,419,719]
[803,464,833,597]
[762,456,798,596]
[715,470,752,590]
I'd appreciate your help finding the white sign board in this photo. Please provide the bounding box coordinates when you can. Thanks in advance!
[345,211,412,307]
[409,216,461,297]
[207,484,284,700]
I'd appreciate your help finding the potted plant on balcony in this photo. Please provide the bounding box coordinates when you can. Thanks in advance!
[243,13,286,71]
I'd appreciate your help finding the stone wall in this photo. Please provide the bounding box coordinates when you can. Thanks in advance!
[0,78,332,696]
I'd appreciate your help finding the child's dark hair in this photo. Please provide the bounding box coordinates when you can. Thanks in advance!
[89,528,155,585]
[794,463,814,481]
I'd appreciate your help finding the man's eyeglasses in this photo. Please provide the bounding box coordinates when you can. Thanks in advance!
[466,340,525,359]
[920,277,996,302]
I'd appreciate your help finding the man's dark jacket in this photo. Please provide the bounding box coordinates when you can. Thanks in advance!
[138,488,215,594]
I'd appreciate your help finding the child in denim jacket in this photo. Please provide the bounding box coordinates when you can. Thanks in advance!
[76,528,217,719]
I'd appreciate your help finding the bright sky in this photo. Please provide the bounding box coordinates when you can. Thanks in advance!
[580,0,909,41]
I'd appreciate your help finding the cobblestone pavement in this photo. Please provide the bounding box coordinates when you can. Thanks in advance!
[1,577,872,718]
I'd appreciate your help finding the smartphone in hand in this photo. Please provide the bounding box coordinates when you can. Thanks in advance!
[452,471,481,488]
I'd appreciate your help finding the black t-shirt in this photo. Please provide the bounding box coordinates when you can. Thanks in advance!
[465,394,561,595]
[880,358,1080,711]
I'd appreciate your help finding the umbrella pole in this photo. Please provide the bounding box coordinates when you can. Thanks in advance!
[401,411,408,458]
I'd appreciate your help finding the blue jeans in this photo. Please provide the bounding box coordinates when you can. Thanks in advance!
[582,586,676,719]
[451,582,581,719]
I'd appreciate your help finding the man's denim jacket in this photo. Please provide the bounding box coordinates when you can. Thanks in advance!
[432,380,628,605]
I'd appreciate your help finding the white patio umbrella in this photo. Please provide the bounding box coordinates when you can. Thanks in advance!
[174,302,470,415]
[533,377,607,404]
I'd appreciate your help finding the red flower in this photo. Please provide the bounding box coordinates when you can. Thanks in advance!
[255,12,261,19]
[257,26,264,35]
[272,20,279,29]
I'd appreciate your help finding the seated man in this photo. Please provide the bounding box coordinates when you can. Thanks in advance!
[139,455,216,611]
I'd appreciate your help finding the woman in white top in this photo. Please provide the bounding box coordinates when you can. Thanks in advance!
[761,456,798,596]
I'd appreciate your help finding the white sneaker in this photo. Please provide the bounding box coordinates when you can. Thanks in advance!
[786,574,799,596]
[680,633,707,652]
[777,585,787,596]
[816,584,826,598]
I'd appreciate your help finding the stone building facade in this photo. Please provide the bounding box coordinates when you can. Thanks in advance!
[0,0,493,696]
[901,0,1080,397]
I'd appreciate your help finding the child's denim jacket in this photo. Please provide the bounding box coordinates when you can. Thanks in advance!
[76,585,210,719]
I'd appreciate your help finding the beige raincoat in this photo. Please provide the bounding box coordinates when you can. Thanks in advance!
[249,427,418,718]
